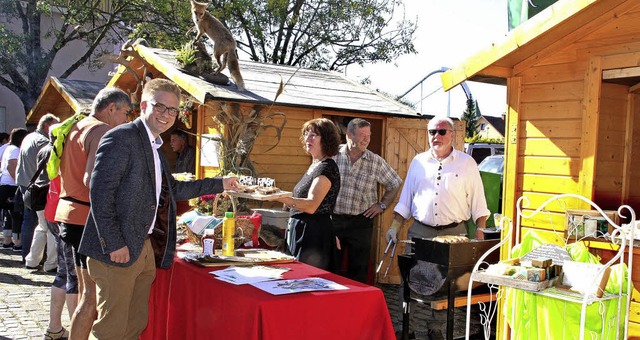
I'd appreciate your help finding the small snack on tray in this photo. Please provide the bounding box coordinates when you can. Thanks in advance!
[256,177,280,195]
[236,176,258,193]
[432,235,469,244]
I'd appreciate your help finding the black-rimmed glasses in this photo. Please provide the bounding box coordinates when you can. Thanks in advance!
[428,129,449,136]
[149,101,180,117]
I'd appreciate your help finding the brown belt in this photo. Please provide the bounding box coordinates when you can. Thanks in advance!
[417,221,461,230]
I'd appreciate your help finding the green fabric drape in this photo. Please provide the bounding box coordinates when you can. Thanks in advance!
[502,231,627,339]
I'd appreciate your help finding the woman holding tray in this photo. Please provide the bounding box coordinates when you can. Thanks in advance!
[269,118,341,270]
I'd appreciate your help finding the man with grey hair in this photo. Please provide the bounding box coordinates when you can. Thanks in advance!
[17,113,60,267]
[387,116,489,242]
[386,116,489,338]
[55,86,131,340]
[332,118,401,284]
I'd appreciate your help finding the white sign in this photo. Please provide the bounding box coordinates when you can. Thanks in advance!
[200,134,221,167]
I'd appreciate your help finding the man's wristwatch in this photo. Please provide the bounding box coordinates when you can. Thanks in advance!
[379,202,386,210]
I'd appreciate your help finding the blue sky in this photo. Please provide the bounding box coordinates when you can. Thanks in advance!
[346,0,509,118]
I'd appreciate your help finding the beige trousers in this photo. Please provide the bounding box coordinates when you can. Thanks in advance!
[87,239,156,340]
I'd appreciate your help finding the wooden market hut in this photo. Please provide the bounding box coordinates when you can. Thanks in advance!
[441,0,640,335]
[26,77,104,125]
[106,41,466,284]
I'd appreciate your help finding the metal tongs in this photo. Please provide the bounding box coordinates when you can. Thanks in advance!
[376,239,415,277]
[376,239,398,277]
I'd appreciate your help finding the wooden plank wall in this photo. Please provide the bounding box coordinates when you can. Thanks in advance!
[252,108,314,191]
[594,83,627,209]
[627,93,640,210]
[198,100,313,193]
[515,59,587,239]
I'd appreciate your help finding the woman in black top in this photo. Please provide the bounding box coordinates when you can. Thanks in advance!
[272,118,341,270]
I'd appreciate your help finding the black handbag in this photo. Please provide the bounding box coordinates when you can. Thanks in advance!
[24,157,49,211]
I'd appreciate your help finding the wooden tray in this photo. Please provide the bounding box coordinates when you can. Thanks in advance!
[472,271,553,291]
[226,190,292,201]
[180,249,296,267]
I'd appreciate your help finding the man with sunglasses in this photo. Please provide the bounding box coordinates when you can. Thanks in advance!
[386,117,489,337]
[79,78,238,339]
[386,116,489,244]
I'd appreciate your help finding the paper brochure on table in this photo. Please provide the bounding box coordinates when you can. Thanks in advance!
[210,265,290,285]
[250,277,349,295]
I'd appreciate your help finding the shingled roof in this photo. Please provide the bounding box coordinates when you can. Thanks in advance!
[109,44,421,119]
[27,77,104,124]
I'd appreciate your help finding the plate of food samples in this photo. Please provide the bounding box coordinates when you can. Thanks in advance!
[227,176,293,201]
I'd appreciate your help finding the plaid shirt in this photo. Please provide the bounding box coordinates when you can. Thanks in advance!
[333,145,402,215]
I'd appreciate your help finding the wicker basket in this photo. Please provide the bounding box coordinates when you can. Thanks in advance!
[184,193,255,249]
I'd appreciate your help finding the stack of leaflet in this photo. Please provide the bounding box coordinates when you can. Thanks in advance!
[211,265,290,285]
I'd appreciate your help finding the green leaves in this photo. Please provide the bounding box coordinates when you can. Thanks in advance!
[1,0,417,116]
[461,98,479,139]
[176,42,199,67]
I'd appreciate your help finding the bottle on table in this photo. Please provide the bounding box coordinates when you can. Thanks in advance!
[202,229,215,255]
[222,211,235,256]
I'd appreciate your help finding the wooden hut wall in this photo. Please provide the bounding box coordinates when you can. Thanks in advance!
[252,107,314,191]
[505,58,588,240]
[500,6,640,334]
[503,4,640,236]
[628,93,640,209]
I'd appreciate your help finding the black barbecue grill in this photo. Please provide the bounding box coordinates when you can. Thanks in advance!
[398,237,500,340]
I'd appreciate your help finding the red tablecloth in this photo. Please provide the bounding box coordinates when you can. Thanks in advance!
[141,256,395,340]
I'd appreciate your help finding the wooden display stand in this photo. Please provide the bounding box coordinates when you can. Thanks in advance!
[464,194,636,340]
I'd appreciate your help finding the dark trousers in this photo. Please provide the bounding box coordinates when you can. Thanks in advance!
[332,214,373,284]
[0,185,19,241]
[20,186,37,259]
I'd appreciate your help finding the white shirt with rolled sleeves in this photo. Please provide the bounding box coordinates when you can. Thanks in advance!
[394,149,490,226]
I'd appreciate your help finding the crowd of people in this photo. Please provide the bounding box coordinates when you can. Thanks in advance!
[2,77,489,340]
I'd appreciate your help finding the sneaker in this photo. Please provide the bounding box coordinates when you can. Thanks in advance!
[12,245,22,252]
[44,326,69,339]
[45,267,58,274]
[25,265,39,270]
[2,242,13,248]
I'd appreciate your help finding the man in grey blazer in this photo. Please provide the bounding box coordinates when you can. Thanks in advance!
[79,78,238,339]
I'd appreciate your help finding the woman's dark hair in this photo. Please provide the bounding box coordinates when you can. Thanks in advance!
[300,118,341,157]
[9,128,28,147]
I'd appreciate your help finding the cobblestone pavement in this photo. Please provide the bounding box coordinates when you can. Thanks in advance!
[0,246,485,340]
[0,247,69,340]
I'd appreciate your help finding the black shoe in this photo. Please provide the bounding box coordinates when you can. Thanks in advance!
[25,265,39,270]
[12,245,22,252]
[45,267,58,273]
[2,242,13,248]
